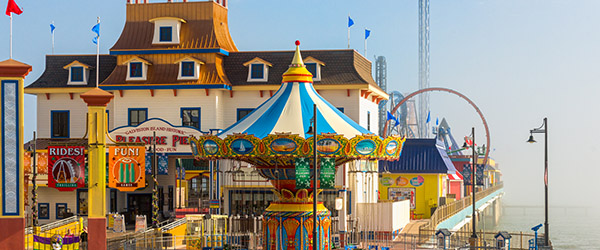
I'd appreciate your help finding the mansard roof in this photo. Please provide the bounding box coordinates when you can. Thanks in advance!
[26,55,116,89]
[224,49,379,87]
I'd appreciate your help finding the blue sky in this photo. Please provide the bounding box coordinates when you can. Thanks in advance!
[1,0,599,209]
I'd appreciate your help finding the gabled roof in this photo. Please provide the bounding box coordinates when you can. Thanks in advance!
[223,49,379,88]
[101,63,226,86]
[122,56,152,65]
[303,56,325,66]
[242,57,272,67]
[62,60,92,69]
[380,139,457,174]
[26,55,116,89]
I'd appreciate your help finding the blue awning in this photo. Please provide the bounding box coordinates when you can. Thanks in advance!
[380,138,457,174]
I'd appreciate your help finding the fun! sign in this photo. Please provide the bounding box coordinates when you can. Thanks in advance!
[108,146,146,192]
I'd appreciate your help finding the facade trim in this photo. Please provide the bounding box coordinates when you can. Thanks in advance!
[110,48,230,56]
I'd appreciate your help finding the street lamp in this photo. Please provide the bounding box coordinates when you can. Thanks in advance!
[464,127,478,247]
[527,117,549,246]
[306,104,318,250]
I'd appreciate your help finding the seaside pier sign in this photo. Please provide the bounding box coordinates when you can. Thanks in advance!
[109,118,203,154]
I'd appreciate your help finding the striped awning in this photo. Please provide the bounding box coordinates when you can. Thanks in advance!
[218,81,372,139]
[448,172,463,181]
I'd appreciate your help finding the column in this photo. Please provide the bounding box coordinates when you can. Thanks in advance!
[80,88,114,250]
[0,59,31,249]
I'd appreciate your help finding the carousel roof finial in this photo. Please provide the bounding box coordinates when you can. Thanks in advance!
[282,40,313,83]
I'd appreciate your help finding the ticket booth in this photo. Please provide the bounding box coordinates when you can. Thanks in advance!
[494,231,511,250]
[435,229,451,249]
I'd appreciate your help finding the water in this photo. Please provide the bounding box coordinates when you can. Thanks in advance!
[490,206,600,249]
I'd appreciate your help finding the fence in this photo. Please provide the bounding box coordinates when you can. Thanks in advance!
[419,183,504,239]
[25,216,84,250]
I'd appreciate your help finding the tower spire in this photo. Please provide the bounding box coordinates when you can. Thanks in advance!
[282,40,313,83]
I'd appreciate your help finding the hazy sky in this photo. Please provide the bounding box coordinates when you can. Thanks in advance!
[1,0,597,208]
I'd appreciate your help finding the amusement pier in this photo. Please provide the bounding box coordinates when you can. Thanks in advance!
[0,0,552,249]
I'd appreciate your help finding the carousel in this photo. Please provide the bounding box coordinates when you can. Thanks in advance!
[190,41,405,250]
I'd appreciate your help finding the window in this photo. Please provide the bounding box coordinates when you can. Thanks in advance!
[305,63,317,78]
[337,107,345,113]
[150,17,185,45]
[244,58,271,82]
[51,110,69,138]
[129,108,148,126]
[159,26,172,42]
[304,57,324,81]
[56,203,68,219]
[130,62,143,78]
[182,62,195,77]
[168,186,174,211]
[367,111,371,131]
[237,108,254,121]
[158,186,164,213]
[251,64,264,79]
[64,60,90,85]
[181,108,200,130]
[77,189,88,216]
[71,67,84,82]
[38,203,49,220]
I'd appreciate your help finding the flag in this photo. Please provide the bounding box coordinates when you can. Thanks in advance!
[92,23,100,44]
[348,16,354,28]
[436,117,439,126]
[387,111,400,127]
[50,23,56,34]
[426,111,431,123]
[5,0,22,16]
[365,29,371,39]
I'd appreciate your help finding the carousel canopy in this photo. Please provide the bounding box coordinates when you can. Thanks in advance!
[190,41,404,166]
[218,42,371,139]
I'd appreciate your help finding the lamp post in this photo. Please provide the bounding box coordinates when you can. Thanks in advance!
[307,104,319,250]
[30,132,38,229]
[465,127,478,247]
[527,117,549,246]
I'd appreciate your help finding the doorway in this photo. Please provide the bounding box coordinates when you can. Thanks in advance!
[127,193,152,225]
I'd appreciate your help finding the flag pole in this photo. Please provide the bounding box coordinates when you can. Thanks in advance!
[96,17,100,88]
[9,14,12,59]
[347,14,350,49]
[52,21,55,54]
[364,28,367,57]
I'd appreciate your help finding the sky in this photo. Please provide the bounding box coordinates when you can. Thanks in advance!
[1,0,598,209]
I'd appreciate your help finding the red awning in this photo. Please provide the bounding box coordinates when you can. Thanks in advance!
[448,172,463,181]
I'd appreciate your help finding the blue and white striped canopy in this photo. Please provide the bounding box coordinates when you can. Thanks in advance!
[218,82,372,139]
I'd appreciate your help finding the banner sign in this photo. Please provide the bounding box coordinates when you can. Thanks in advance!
[462,164,485,186]
[109,118,202,153]
[48,146,85,191]
[295,157,310,189]
[320,157,336,189]
[109,146,146,192]
[145,152,169,175]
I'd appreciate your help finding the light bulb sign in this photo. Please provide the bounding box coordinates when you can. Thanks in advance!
[48,146,86,191]
[108,146,146,192]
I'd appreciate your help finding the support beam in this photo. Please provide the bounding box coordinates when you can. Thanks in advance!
[69,93,74,100]
[150,89,154,97]
[260,90,263,98]
[80,88,114,250]
[230,90,233,98]
[118,90,124,97]
[173,89,177,97]
[347,89,350,97]
[205,89,209,96]
[45,93,50,100]
[269,90,273,97]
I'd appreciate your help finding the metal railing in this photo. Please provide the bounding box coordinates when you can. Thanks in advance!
[419,183,504,237]
[25,215,80,235]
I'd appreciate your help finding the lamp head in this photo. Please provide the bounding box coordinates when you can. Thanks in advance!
[527,134,536,143]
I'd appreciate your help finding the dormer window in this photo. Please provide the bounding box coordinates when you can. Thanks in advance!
[123,57,152,81]
[149,17,186,45]
[304,57,325,81]
[175,56,204,80]
[243,57,272,82]
[63,60,91,85]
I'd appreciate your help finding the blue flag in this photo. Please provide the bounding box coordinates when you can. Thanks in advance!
[92,23,100,44]
[436,117,439,126]
[348,16,354,28]
[426,111,431,123]
[387,111,400,127]
[50,23,56,34]
[365,29,371,39]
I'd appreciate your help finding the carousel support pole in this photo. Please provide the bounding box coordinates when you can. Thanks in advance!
[312,103,319,250]
[0,59,31,250]
[81,88,114,250]
[31,132,38,231]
